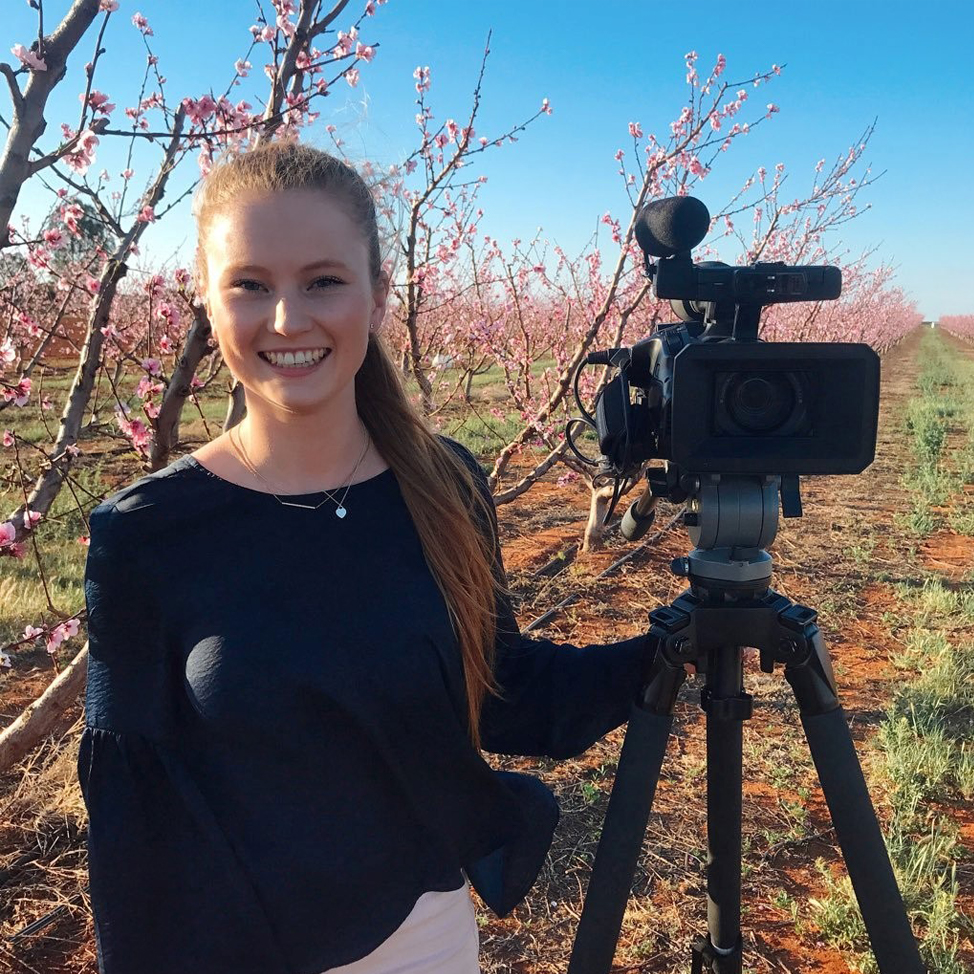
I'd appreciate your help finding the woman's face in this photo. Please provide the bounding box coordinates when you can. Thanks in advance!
[201,188,387,417]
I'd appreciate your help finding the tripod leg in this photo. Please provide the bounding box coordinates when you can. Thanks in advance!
[705,648,746,963]
[567,702,675,974]
[786,630,926,974]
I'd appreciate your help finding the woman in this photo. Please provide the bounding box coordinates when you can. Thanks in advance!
[78,141,652,974]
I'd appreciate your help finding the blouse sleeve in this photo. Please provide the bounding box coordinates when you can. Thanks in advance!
[438,437,650,760]
[79,505,288,974]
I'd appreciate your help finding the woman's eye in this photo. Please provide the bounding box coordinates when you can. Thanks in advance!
[312,276,343,289]
[231,279,265,293]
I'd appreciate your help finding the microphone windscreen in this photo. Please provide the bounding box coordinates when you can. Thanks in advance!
[635,197,711,257]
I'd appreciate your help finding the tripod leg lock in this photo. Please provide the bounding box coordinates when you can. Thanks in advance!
[690,933,742,974]
[700,687,753,721]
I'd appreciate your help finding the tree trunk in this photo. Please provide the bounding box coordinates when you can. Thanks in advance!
[0,643,88,774]
[583,483,616,551]
[148,304,216,470]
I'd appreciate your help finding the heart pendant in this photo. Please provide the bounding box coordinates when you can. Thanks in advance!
[335,506,347,519]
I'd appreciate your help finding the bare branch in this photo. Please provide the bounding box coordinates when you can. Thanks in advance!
[0,63,25,116]
[308,0,353,39]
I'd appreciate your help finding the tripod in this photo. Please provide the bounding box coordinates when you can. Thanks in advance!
[566,472,925,974]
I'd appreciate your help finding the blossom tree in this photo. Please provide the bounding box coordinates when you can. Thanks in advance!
[940,315,974,342]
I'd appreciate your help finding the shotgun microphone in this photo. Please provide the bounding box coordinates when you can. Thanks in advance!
[634,196,710,257]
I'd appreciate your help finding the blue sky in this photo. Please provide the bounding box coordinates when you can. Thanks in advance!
[7,0,972,319]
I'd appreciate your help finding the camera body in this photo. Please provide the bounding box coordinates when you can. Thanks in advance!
[576,197,881,486]
[594,323,880,477]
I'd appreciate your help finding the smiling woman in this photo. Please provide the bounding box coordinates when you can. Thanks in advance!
[77,141,653,974]
[197,187,386,479]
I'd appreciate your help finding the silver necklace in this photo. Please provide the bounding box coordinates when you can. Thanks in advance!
[229,424,372,516]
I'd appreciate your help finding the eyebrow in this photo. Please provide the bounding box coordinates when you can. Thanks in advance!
[222,259,352,276]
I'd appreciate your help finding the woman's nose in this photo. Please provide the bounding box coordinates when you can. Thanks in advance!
[273,295,309,333]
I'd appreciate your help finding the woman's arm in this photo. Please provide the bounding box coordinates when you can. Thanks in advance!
[438,436,650,759]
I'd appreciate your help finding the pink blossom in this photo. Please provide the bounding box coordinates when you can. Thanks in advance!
[235,59,251,77]
[85,276,101,295]
[277,13,296,37]
[345,68,360,87]
[334,30,356,56]
[43,228,65,249]
[100,0,120,11]
[174,267,192,287]
[81,89,116,115]
[182,94,217,126]
[62,202,83,235]
[541,97,552,115]
[27,246,50,269]
[197,144,213,177]
[137,204,155,223]
[355,42,375,62]
[2,430,13,447]
[63,128,99,174]
[766,103,780,116]
[0,521,16,546]
[131,12,153,34]
[628,121,643,139]
[2,377,30,407]
[365,1,376,12]
[413,65,431,93]
[11,43,46,71]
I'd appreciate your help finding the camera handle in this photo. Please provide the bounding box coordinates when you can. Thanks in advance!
[566,476,925,974]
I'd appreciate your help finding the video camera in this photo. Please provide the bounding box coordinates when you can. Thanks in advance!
[566,196,880,529]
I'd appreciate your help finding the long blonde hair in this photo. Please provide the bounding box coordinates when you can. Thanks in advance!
[193,140,506,752]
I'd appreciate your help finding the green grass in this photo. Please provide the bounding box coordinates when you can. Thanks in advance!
[807,330,974,974]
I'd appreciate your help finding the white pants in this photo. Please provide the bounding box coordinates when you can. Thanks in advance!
[322,876,481,973]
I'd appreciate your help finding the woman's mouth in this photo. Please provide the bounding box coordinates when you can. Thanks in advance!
[257,349,331,377]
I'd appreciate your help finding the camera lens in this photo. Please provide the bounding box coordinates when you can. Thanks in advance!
[716,371,805,435]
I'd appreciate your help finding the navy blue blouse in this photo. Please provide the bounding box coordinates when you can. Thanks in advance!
[78,435,650,974]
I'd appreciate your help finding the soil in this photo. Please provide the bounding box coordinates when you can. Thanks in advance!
[0,325,971,973]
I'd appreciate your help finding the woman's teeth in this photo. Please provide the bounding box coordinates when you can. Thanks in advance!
[260,349,330,368]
